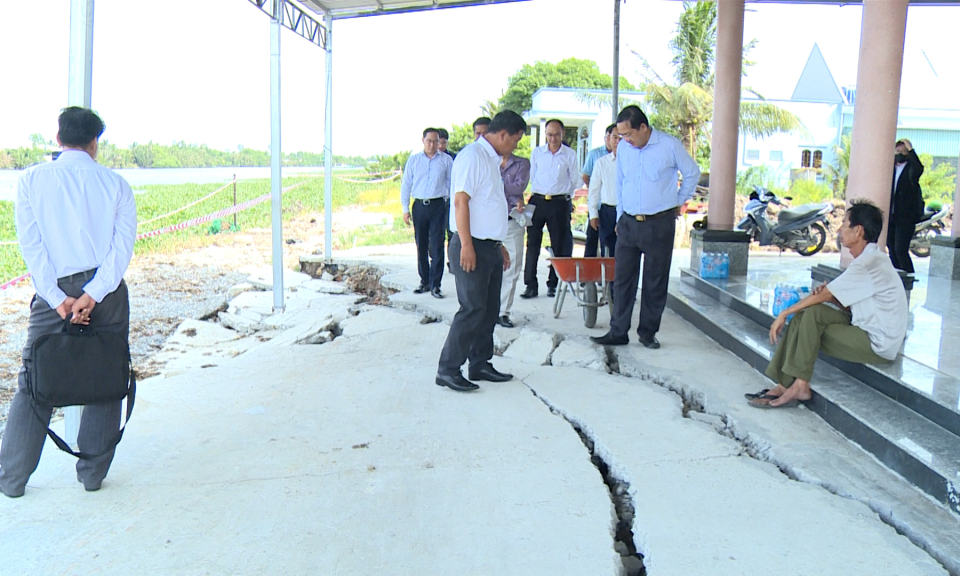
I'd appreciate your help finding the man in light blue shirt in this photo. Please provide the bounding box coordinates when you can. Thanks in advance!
[401,128,453,298]
[591,106,700,349]
[581,124,618,257]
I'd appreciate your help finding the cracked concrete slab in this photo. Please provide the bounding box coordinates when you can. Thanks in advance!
[523,366,946,575]
[501,330,555,365]
[0,308,617,575]
[551,337,606,371]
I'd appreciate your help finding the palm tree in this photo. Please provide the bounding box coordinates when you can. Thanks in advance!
[635,1,806,162]
[823,134,851,199]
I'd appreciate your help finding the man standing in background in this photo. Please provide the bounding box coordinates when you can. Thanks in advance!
[582,124,618,257]
[473,117,491,141]
[521,119,579,299]
[587,126,619,258]
[401,128,453,298]
[888,138,924,274]
[438,128,455,161]
[498,151,530,328]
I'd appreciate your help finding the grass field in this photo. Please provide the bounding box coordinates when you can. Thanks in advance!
[0,172,410,282]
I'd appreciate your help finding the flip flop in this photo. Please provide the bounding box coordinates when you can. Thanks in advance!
[748,397,799,409]
[744,388,782,401]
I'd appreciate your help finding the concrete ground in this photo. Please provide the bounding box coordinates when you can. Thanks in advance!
[0,243,956,575]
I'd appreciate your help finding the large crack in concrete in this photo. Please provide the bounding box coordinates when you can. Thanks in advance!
[523,382,646,576]
[604,347,960,576]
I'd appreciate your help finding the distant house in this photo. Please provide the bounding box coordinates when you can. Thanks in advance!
[523,44,960,189]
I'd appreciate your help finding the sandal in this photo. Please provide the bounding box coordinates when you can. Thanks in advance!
[744,388,781,401]
[748,397,799,409]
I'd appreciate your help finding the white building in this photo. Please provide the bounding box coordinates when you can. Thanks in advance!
[523,44,960,189]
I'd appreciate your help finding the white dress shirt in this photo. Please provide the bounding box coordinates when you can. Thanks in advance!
[530,144,579,196]
[588,153,618,219]
[449,136,507,241]
[827,243,908,360]
[16,149,137,307]
[400,150,453,213]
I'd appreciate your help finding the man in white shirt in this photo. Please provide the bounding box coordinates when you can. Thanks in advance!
[436,111,526,393]
[0,107,137,497]
[401,128,453,298]
[521,119,580,299]
[748,200,908,408]
[587,126,620,257]
[582,124,618,257]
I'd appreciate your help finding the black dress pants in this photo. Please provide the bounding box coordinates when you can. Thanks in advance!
[412,198,446,290]
[887,217,914,274]
[585,204,618,258]
[524,195,571,291]
[438,235,503,375]
[609,213,675,339]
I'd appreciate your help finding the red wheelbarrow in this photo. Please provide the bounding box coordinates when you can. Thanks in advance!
[548,257,616,328]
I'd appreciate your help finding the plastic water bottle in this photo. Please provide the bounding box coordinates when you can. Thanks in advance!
[719,253,729,278]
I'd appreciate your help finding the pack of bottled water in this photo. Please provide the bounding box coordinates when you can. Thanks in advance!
[772,284,811,321]
[699,251,730,279]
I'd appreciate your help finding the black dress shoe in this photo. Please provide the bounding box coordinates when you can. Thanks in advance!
[638,335,661,349]
[519,287,538,299]
[468,365,513,382]
[547,287,557,298]
[436,372,479,392]
[431,288,443,299]
[589,332,629,346]
[413,284,429,294]
[497,315,515,328]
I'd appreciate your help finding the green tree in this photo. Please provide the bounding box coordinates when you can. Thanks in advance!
[919,153,957,206]
[499,57,636,113]
[635,1,805,165]
[29,133,47,150]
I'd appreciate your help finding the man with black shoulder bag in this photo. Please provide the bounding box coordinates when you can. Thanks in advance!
[0,107,137,498]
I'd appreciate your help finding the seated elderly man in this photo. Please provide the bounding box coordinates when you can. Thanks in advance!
[749,200,908,408]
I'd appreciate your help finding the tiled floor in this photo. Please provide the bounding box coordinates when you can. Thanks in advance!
[689,250,960,414]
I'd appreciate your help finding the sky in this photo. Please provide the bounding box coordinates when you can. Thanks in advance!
[0,0,958,157]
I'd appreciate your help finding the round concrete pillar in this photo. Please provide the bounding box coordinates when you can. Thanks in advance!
[707,0,744,231]
[845,0,909,248]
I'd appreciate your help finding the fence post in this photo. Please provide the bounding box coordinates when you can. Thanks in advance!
[233,174,237,230]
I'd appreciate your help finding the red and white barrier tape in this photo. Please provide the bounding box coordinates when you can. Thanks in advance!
[0,181,308,291]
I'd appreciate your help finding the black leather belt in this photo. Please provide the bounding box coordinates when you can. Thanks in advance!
[532,193,570,201]
[415,197,444,205]
[625,207,676,222]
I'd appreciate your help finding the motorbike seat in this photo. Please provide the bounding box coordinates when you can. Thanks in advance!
[778,204,823,224]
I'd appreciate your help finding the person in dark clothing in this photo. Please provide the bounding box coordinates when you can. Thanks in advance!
[888,139,924,274]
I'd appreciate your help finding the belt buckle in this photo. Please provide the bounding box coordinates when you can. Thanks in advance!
[544,195,552,201]
[423,198,431,205]
[635,214,646,222]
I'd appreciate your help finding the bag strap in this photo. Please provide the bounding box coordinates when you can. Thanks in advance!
[34,356,136,460]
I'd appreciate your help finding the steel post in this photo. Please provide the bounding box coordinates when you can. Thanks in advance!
[324,13,334,264]
[270,0,284,310]
[612,0,620,123]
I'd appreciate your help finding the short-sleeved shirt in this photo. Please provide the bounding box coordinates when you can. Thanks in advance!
[581,145,609,178]
[827,243,908,360]
[449,136,507,241]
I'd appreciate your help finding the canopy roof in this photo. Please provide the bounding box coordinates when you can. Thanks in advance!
[300,0,529,20]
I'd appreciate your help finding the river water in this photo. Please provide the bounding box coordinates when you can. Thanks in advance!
[0,166,339,202]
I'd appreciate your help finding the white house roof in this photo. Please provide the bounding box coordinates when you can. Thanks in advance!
[790,44,845,104]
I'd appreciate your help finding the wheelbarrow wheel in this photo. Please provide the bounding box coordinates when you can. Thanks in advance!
[583,282,598,328]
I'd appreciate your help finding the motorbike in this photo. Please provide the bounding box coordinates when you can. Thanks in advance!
[836,203,952,257]
[737,186,834,256]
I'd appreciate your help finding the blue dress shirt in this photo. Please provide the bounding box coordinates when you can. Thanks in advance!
[615,129,701,220]
[401,151,453,214]
[581,145,609,178]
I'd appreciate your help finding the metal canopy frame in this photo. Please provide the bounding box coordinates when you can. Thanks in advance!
[238,0,530,312]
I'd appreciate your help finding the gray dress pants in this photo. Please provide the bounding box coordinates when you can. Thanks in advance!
[610,213,676,340]
[0,269,128,496]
